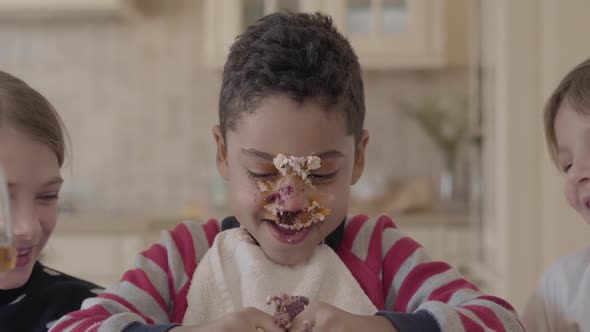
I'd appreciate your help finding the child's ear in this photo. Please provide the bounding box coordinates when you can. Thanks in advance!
[212,126,230,180]
[351,129,369,185]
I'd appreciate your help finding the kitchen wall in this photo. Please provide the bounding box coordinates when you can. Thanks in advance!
[476,0,590,310]
[0,0,469,219]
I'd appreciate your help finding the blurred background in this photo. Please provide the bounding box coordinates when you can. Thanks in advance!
[0,0,589,313]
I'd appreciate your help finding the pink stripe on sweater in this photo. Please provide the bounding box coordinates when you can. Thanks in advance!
[457,310,486,332]
[141,244,176,301]
[477,295,516,312]
[170,279,192,323]
[203,219,220,246]
[51,316,80,332]
[382,237,421,307]
[338,246,384,310]
[140,244,168,274]
[428,278,478,303]
[341,215,369,250]
[462,305,506,332]
[365,216,395,274]
[394,262,452,312]
[51,304,111,332]
[170,223,197,276]
[121,269,169,318]
[476,296,524,331]
[70,316,104,331]
[100,293,155,324]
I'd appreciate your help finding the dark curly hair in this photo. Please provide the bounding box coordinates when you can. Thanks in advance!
[219,11,365,144]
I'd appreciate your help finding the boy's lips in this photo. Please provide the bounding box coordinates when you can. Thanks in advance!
[264,219,312,244]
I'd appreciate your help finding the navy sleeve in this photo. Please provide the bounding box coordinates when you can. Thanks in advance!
[122,322,180,332]
[376,310,440,332]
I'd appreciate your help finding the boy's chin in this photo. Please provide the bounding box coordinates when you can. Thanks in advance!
[263,246,314,266]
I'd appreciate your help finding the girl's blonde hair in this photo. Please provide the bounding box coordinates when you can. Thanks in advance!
[0,71,67,166]
[545,57,590,166]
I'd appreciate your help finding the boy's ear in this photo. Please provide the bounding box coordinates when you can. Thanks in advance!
[351,129,369,185]
[212,125,230,180]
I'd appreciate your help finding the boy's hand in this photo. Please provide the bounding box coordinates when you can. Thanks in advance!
[289,302,398,332]
[169,307,285,332]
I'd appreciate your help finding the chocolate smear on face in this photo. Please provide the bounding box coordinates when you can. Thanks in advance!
[258,154,331,231]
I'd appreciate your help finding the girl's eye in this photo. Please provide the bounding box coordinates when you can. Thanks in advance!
[563,163,572,173]
[247,171,277,179]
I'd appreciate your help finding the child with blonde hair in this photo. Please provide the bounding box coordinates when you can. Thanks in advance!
[522,57,590,331]
[0,71,102,331]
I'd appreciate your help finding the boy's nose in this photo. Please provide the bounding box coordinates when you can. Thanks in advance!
[278,176,310,213]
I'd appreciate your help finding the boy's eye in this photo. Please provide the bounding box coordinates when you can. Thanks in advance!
[563,163,572,173]
[247,171,278,179]
[309,171,337,181]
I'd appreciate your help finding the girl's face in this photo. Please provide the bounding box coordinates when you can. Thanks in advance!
[0,127,62,289]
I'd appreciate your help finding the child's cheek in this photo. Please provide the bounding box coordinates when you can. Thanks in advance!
[230,179,262,210]
[564,183,579,210]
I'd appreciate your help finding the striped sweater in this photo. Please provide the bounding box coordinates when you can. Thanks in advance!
[49,215,524,332]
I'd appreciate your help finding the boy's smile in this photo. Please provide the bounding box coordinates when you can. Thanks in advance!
[214,95,368,265]
[556,104,590,224]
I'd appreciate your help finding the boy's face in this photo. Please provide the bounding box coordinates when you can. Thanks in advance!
[214,95,368,265]
[555,104,590,224]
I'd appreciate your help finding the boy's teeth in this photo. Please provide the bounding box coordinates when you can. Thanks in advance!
[17,248,31,256]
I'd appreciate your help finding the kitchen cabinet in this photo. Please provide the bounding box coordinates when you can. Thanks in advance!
[203,0,447,69]
[0,0,122,19]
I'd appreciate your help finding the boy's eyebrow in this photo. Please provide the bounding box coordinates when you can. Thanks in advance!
[241,148,275,160]
[241,148,344,160]
[316,150,345,159]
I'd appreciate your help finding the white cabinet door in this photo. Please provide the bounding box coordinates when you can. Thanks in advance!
[203,0,446,69]
[0,0,122,19]
[324,0,445,69]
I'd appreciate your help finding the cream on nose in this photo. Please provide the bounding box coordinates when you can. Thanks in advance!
[279,186,307,213]
[272,175,310,212]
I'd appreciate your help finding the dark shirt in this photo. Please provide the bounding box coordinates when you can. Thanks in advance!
[0,261,103,332]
